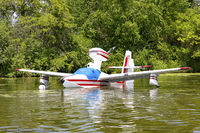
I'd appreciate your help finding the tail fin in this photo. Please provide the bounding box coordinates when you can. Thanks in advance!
[122,50,134,89]
[122,50,134,74]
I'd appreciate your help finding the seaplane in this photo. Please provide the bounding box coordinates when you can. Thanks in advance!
[15,47,191,89]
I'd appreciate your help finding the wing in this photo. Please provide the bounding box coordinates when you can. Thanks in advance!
[15,69,72,77]
[100,67,191,82]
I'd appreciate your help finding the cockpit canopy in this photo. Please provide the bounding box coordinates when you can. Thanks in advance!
[73,68,101,80]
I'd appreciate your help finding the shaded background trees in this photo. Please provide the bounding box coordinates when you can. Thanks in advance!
[0,0,199,76]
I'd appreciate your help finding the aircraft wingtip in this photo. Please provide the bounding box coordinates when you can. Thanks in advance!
[180,67,192,70]
[142,65,151,68]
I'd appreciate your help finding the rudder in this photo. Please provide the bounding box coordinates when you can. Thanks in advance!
[122,50,134,74]
[122,50,134,89]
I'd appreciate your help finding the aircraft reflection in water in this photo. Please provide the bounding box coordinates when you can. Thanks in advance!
[149,88,158,100]
[16,47,191,89]
[38,81,158,130]
[61,86,136,124]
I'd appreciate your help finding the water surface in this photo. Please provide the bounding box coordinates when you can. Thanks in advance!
[0,74,200,132]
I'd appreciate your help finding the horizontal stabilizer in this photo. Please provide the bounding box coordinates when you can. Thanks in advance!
[105,65,151,69]
[15,69,72,77]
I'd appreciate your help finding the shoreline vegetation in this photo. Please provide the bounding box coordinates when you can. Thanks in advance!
[0,0,199,77]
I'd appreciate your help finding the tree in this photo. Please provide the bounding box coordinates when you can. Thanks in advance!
[0,0,92,76]
[172,8,200,71]
[0,0,199,76]
[0,20,12,76]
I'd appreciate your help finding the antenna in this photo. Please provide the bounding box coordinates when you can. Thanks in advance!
[107,46,116,53]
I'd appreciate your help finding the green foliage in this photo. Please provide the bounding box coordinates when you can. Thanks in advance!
[0,0,200,77]
[173,8,200,72]
[0,20,12,76]
[102,48,124,74]
[0,0,91,77]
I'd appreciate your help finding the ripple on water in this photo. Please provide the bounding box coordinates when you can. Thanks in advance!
[1,76,200,132]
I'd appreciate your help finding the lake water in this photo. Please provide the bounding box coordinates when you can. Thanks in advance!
[0,74,200,132]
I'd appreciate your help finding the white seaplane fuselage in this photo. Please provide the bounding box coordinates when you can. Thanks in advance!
[63,68,109,88]
[62,48,132,88]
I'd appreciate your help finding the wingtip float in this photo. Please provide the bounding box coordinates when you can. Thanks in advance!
[16,47,192,89]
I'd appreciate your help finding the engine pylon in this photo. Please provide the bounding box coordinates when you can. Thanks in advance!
[39,74,49,89]
[149,74,159,87]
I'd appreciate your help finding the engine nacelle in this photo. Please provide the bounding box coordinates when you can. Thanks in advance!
[88,48,109,70]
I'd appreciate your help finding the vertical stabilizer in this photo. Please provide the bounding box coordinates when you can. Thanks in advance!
[122,50,134,89]
[122,50,134,74]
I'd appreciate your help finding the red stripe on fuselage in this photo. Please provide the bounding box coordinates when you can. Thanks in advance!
[66,79,108,82]
[77,84,107,87]
[117,81,124,83]
[66,79,109,87]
